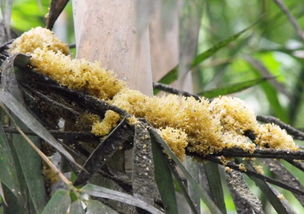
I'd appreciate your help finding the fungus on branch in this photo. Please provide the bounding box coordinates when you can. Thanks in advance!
[9,27,299,160]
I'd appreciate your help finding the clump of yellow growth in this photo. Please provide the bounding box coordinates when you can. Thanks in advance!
[10,27,299,160]
[238,163,247,172]
[253,164,264,175]
[159,127,188,160]
[30,49,125,100]
[10,27,69,55]
[91,110,120,136]
[210,96,259,134]
[256,123,296,150]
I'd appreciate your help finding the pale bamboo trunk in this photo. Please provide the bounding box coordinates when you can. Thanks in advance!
[72,0,153,95]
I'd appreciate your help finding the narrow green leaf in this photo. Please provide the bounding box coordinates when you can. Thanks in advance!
[82,184,163,214]
[69,200,85,214]
[203,161,226,214]
[11,133,47,213]
[149,128,223,214]
[245,56,288,122]
[151,134,178,214]
[0,124,21,198]
[245,162,295,214]
[198,77,269,98]
[170,165,199,214]
[251,178,294,214]
[158,21,258,85]
[86,200,118,214]
[41,189,71,214]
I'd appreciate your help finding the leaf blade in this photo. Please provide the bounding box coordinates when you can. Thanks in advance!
[151,133,178,214]
[41,189,71,214]
[199,77,270,98]
[82,184,164,214]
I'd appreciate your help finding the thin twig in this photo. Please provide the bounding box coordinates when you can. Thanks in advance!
[206,156,304,196]
[3,126,97,140]
[1,105,74,188]
[273,0,304,42]
[257,115,304,140]
[153,82,201,100]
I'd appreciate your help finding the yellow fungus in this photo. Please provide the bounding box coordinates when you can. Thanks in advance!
[159,127,188,160]
[10,27,299,159]
[91,110,120,136]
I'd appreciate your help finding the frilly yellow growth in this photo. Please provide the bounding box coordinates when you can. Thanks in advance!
[10,27,299,160]
[10,27,69,55]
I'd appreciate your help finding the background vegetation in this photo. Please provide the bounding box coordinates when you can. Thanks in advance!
[1,0,304,213]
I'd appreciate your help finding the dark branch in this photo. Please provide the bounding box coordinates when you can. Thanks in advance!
[187,148,304,160]
[153,82,201,100]
[3,126,97,141]
[206,156,304,196]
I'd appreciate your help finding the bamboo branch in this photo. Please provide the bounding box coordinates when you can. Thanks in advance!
[188,148,304,160]
[153,82,201,100]
[3,126,97,140]
[206,156,304,196]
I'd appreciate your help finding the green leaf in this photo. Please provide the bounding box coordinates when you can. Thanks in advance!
[198,77,269,98]
[245,56,288,122]
[158,21,258,85]
[86,200,118,214]
[11,132,47,213]
[82,184,163,214]
[149,128,223,214]
[42,189,71,214]
[244,162,294,214]
[251,177,294,214]
[0,124,21,199]
[170,164,199,214]
[151,134,178,214]
[203,161,226,214]
[69,200,85,214]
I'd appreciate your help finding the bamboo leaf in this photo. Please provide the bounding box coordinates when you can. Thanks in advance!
[10,131,47,213]
[149,128,223,214]
[151,133,178,214]
[41,189,71,214]
[199,77,270,98]
[170,164,199,214]
[0,123,21,198]
[244,56,288,122]
[69,200,85,214]
[82,184,164,214]
[86,200,118,214]
[245,162,295,214]
[203,161,226,213]
[263,159,304,206]
[158,21,258,85]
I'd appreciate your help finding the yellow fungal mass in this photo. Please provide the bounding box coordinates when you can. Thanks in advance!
[10,27,299,160]
[91,110,120,136]
[159,127,188,160]
[10,27,69,55]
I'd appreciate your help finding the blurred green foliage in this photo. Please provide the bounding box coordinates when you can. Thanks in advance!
[4,0,304,213]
